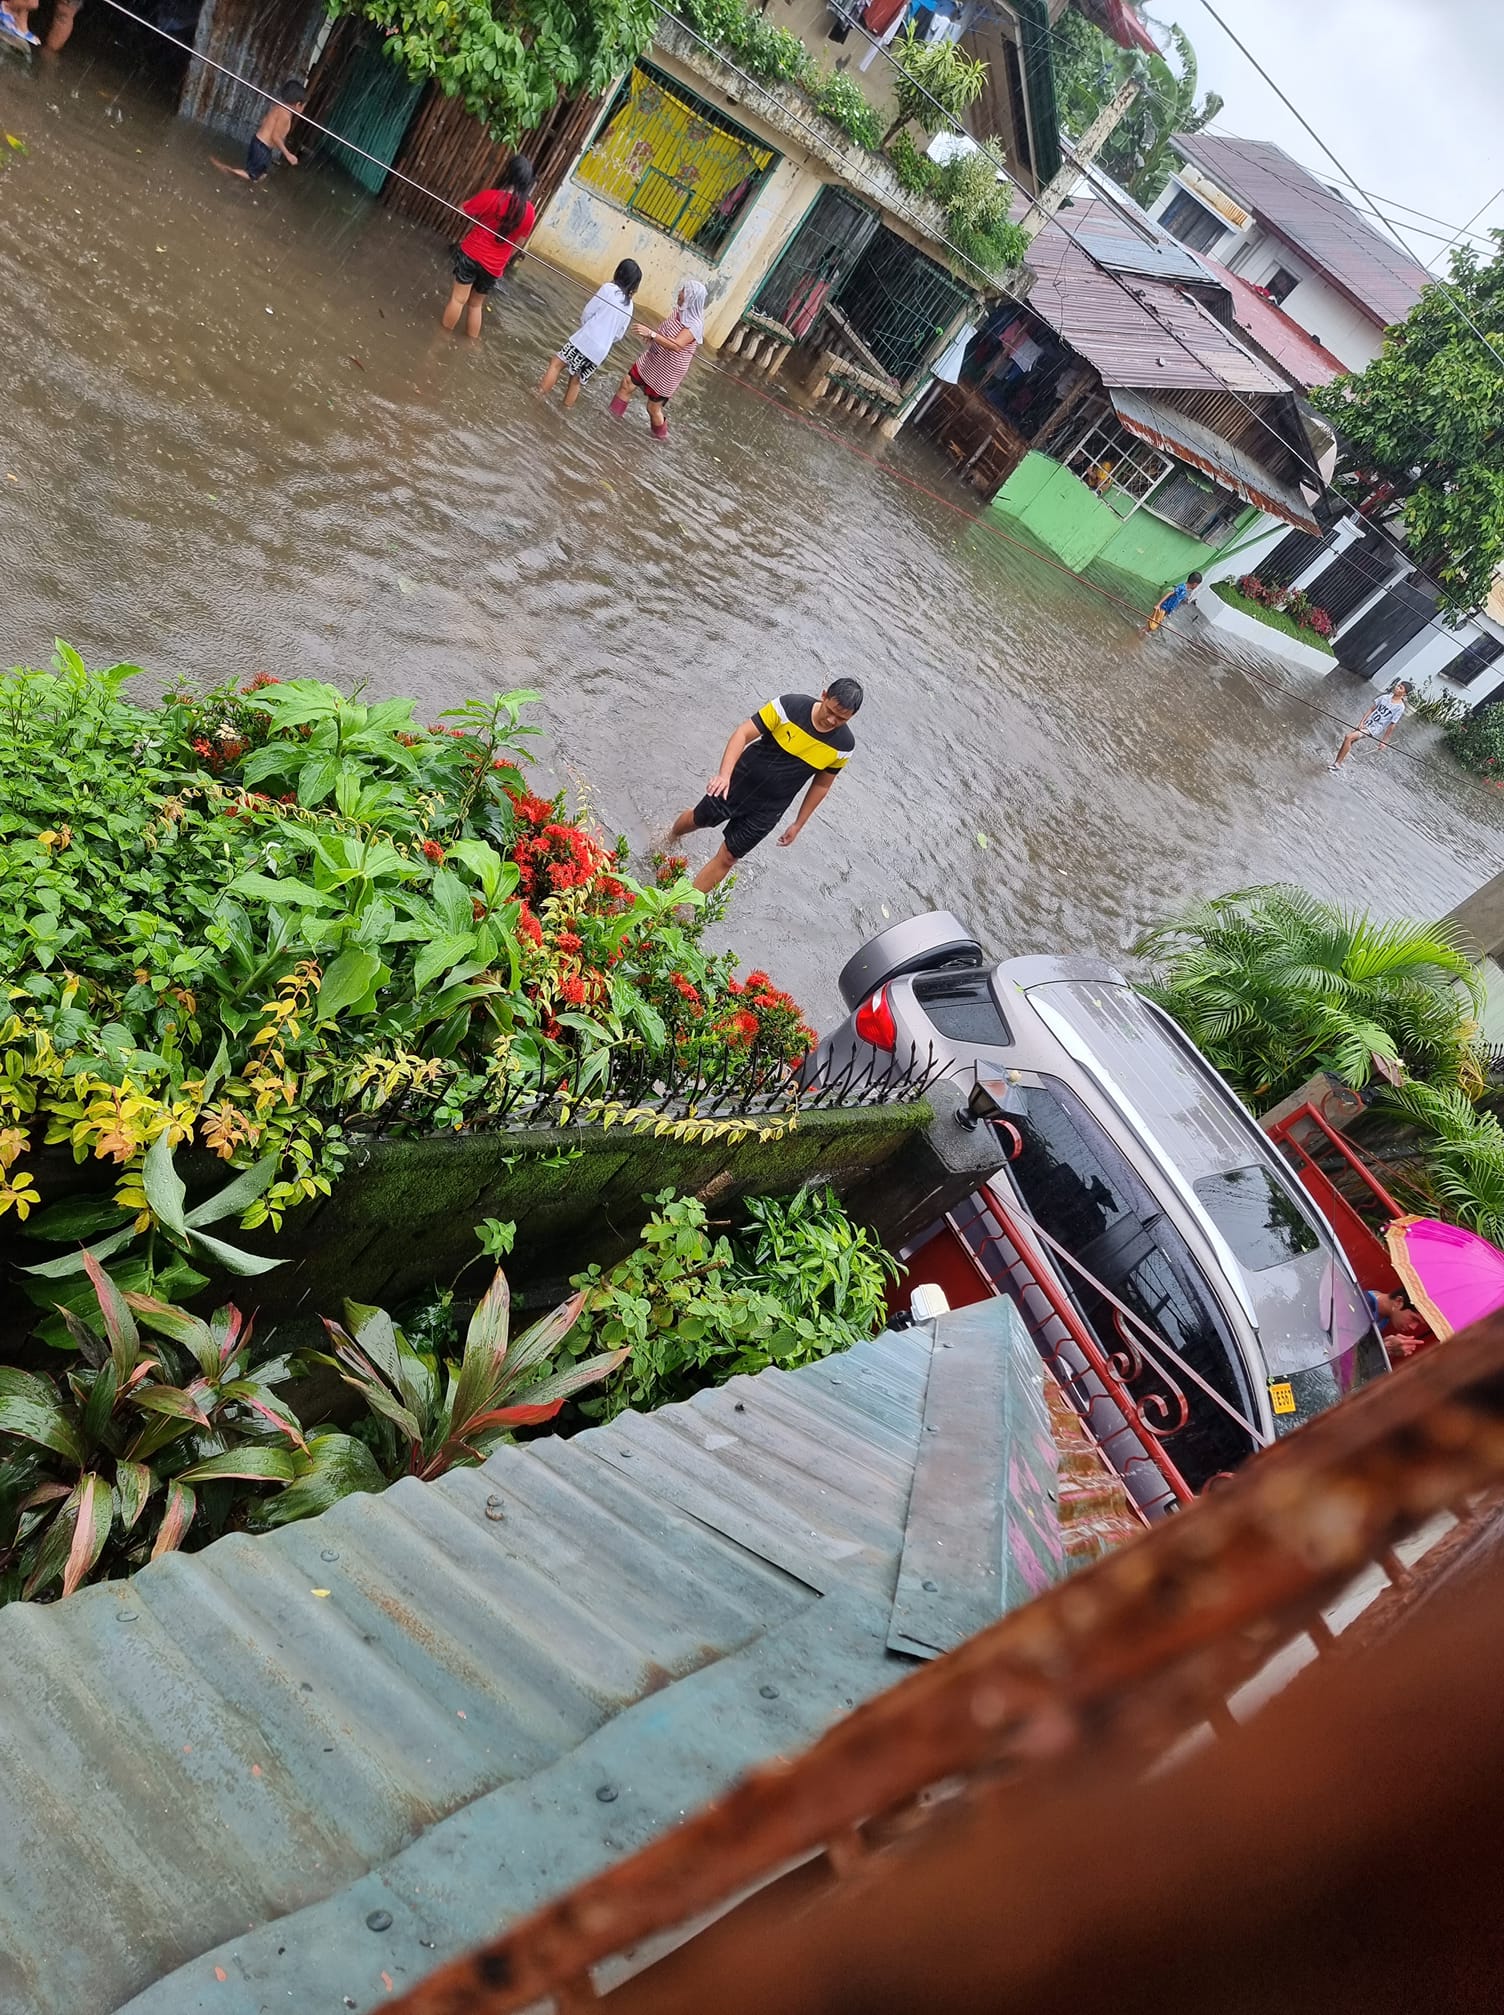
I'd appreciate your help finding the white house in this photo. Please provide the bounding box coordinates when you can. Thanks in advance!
[1147,133,1431,371]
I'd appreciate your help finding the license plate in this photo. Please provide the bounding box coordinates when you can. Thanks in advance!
[1269,1380,1296,1417]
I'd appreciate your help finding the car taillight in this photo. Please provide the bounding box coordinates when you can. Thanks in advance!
[854,986,897,1052]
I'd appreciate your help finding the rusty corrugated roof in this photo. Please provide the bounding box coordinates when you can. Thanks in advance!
[1107,388,1321,533]
[1170,133,1430,329]
[1024,222,1289,396]
[0,1302,1062,2015]
[1197,258,1349,390]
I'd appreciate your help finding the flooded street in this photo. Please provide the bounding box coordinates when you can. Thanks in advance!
[2,30,1502,1027]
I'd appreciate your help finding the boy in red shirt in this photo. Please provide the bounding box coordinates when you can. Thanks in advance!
[443,156,536,340]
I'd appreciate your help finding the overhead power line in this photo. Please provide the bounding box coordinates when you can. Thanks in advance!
[1191,0,1504,373]
[96,0,1488,659]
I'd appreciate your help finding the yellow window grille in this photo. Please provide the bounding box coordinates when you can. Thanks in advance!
[576,64,777,256]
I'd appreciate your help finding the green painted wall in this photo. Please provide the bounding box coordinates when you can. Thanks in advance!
[990,452,1260,596]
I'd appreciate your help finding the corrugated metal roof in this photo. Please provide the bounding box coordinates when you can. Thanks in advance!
[1024,223,1289,396]
[1061,198,1221,290]
[1197,258,1349,390]
[1106,387,1321,533]
[1170,133,1430,329]
[0,1303,1058,2015]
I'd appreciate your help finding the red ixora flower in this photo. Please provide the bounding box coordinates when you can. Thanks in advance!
[556,930,583,955]
[422,839,446,864]
[518,905,544,948]
[559,975,588,1008]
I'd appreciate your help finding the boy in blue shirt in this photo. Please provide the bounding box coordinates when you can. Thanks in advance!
[1144,571,1202,634]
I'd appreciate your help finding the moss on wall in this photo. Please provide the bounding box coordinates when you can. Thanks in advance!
[3,1104,933,1347]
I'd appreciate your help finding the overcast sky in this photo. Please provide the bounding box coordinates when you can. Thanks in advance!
[1164,0,1504,272]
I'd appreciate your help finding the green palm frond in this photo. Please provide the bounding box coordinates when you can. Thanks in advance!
[1136,882,1486,1112]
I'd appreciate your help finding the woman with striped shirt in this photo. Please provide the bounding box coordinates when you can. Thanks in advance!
[609,278,707,440]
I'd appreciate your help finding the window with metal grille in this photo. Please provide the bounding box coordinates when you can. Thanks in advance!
[1161,186,1227,254]
[575,63,778,259]
[830,229,974,388]
[753,186,879,334]
[1443,634,1504,686]
[1144,464,1240,537]
[1064,418,1171,506]
[1266,266,1300,305]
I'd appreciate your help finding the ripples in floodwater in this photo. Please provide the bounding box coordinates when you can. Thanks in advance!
[1,34,1500,1021]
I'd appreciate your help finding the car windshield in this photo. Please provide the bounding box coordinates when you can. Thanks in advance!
[1191,1165,1320,1272]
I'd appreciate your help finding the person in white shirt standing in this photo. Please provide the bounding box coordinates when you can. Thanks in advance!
[538,259,642,409]
[1329,681,1409,772]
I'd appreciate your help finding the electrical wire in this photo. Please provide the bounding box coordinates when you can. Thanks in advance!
[1190,0,1504,375]
[85,0,1504,763]
[935,6,1503,656]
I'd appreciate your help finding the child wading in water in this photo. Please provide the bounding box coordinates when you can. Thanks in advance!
[213,79,307,184]
[538,259,642,408]
[609,278,707,439]
[1143,571,1202,634]
[442,155,535,339]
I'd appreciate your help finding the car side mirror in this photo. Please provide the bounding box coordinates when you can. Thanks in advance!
[960,1078,1008,1125]
[957,1079,1023,1160]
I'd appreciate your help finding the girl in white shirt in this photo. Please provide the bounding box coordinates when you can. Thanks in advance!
[538,259,642,408]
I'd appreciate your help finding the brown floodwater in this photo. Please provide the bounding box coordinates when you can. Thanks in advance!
[2,27,1502,1026]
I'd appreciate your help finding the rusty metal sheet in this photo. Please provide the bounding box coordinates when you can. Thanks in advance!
[888,1301,1063,1659]
[1107,386,1321,532]
[1199,257,1348,389]
[1026,224,1287,396]
[117,1589,897,2015]
[374,1312,1504,2015]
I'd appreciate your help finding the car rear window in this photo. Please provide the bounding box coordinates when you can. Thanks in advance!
[1191,1165,1320,1271]
[910,969,1011,1048]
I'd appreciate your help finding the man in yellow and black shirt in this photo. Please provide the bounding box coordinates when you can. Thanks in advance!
[671,680,863,893]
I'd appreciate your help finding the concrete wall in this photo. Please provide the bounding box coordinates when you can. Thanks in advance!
[1198,582,1338,674]
[989,451,1245,594]
[1443,874,1504,963]
[1195,514,1295,590]
[1372,611,1504,704]
[1227,239,1385,370]
[3,1103,932,1351]
[532,148,820,346]
[530,29,971,348]
[1149,177,1387,372]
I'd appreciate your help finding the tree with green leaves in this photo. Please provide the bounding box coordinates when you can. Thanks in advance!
[882,26,988,147]
[1050,12,1221,206]
[1134,884,1484,1111]
[332,0,658,142]
[1311,238,1504,619]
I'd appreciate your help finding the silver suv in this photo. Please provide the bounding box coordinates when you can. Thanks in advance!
[805,913,1387,1503]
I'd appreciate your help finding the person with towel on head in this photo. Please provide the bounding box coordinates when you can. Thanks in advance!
[609,277,706,440]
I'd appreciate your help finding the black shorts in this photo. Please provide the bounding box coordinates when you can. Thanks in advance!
[246,137,276,182]
[693,791,786,860]
[452,249,499,294]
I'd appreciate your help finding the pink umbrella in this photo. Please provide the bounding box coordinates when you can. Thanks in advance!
[1385,1216,1504,1341]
